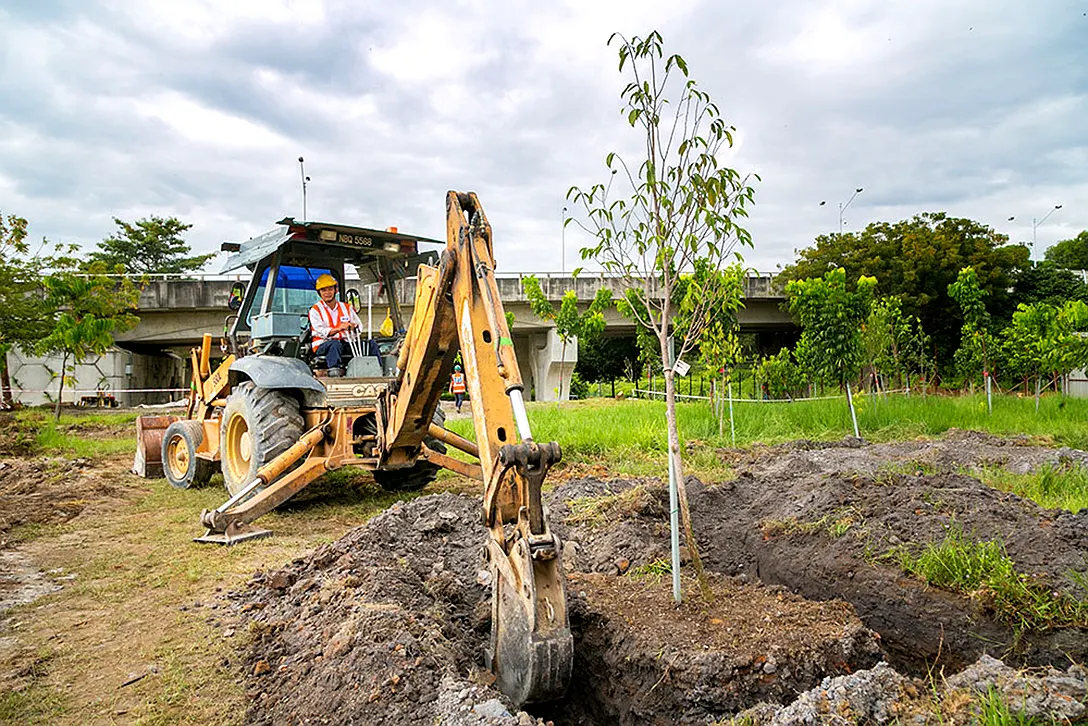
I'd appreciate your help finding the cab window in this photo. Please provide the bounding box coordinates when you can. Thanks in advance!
[247,266,336,325]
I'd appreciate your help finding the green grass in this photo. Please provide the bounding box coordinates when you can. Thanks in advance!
[447,394,1088,483]
[454,394,1088,452]
[974,465,1088,514]
[627,558,673,580]
[977,686,1048,725]
[890,526,1088,631]
[0,647,67,725]
[9,409,140,458]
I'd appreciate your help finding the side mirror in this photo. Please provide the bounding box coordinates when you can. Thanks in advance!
[345,288,361,312]
[228,282,245,311]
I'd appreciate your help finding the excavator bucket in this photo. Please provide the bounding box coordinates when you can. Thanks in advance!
[132,415,179,478]
[488,537,573,706]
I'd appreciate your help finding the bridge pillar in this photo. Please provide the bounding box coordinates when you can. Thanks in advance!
[529,329,578,402]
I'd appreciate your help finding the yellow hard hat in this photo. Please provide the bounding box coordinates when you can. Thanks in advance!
[315,273,337,290]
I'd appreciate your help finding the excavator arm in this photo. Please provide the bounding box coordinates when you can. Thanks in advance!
[385,191,572,705]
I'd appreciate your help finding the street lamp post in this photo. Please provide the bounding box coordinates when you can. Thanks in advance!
[819,187,865,235]
[839,187,864,235]
[298,156,310,222]
[1031,204,1063,267]
[561,206,567,274]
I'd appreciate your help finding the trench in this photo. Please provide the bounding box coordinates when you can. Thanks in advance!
[521,575,884,726]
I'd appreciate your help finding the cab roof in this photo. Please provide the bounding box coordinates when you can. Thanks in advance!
[219,217,444,274]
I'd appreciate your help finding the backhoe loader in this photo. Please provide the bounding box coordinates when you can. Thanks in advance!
[133,192,571,705]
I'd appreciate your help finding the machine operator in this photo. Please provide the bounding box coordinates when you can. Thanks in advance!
[309,273,362,376]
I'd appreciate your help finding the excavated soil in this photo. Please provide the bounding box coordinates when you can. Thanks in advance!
[228,430,1088,724]
[0,457,132,547]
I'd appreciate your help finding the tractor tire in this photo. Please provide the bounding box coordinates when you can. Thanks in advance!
[162,420,215,490]
[219,381,304,496]
[373,407,448,493]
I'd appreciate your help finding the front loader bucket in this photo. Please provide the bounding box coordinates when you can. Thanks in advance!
[133,415,180,478]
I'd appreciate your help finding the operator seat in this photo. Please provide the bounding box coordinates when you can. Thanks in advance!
[298,324,383,373]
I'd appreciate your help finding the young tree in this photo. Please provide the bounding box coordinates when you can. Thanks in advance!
[1002,302,1055,408]
[36,262,140,419]
[0,213,56,406]
[758,348,805,401]
[568,32,757,600]
[694,263,746,436]
[948,266,993,390]
[787,268,876,437]
[87,216,213,275]
[522,276,612,400]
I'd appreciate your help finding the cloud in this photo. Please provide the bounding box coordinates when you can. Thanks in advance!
[0,0,1085,274]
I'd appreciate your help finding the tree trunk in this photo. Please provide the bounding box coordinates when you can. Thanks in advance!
[54,350,70,421]
[611,378,615,398]
[1035,375,1042,412]
[558,340,567,401]
[0,353,12,409]
[663,366,712,602]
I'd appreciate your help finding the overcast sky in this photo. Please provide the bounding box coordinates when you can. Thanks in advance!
[2,0,1086,275]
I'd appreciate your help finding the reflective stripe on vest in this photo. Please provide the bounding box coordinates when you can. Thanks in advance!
[312,301,349,351]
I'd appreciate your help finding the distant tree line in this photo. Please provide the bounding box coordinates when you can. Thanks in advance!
[772,213,1088,398]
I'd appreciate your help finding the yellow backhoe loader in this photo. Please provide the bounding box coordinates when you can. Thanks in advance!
[133,192,571,705]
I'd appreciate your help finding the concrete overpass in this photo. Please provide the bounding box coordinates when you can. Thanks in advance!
[11,272,794,407]
[118,272,792,348]
[111,271,793,402]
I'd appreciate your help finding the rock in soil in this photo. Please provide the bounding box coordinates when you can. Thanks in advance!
[735,655,1088,724]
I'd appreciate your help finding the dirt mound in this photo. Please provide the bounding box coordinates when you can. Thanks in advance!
[722,428,1088,479]
[544,573,880,725]
[232,488,882,725]
[231,493,515,725]
[686,433,1088,674]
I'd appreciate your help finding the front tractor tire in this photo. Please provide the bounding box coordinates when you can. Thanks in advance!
[220,381,304,496]
[373,408,448,493]
[162,420,215,490]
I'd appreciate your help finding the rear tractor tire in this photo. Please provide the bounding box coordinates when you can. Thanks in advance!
[219,381,304,496]
[373,408,448,493]
[162,420,216,490]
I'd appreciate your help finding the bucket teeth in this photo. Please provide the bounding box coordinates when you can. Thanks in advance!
[489,535,572,705]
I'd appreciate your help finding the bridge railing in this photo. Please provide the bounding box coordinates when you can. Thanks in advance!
[128,270,784,311]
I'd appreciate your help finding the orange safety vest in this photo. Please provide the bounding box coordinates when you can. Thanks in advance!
[309,300,352,351]
[450,372,466,394]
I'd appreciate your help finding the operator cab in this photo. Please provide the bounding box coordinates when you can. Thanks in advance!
[219,218,441,378]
